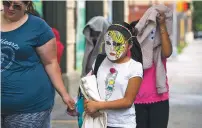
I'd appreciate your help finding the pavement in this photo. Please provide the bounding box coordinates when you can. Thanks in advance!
[167,39,202,128]
[51,39,202,128]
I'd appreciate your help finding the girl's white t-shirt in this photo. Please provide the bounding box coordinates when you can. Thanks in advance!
[93,57,143,128]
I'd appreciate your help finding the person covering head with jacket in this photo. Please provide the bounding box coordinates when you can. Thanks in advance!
[130,4,173,128]
[82,16,111,77]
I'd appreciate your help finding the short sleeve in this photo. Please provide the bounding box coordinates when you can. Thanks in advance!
[35,20,55,47]
[129,61,143,79]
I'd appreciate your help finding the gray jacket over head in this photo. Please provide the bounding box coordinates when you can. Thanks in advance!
[135,4,173,94]
[82,16,111,77]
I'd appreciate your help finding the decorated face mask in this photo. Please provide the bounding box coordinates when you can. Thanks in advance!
[104,30,127,61]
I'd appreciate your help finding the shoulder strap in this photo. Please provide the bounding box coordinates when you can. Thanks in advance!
[93,54,106,77]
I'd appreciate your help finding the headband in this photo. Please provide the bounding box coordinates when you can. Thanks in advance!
[107,24,135,44]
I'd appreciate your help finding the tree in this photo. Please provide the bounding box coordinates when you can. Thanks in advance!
[192,1,202,31]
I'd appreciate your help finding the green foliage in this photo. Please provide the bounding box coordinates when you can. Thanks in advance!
[192,1,202,31]
[177,42,188,54]
[193,1,202,10]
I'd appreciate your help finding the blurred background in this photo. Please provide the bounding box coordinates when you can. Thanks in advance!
[31,0,201,83]
[2,0,202,128]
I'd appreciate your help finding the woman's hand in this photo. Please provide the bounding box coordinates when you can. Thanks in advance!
[84,100,99,115]
[62,94,75,111]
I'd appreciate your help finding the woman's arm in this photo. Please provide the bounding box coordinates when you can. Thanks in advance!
[157,10,173,58]
[85,77,142,114]
[36,38,75,110]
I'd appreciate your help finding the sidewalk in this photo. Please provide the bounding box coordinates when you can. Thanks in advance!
[51,39,202,128]
[167,39,202,128]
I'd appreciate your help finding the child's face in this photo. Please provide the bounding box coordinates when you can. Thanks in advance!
[104,30,129,61]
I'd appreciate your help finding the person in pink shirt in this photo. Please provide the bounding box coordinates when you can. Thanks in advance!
[51,28,64,64]
[130,11,172,128]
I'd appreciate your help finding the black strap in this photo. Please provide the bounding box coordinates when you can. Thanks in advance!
[93,54,106,77]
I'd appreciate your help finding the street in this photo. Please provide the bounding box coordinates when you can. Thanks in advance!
[51,39,202,128]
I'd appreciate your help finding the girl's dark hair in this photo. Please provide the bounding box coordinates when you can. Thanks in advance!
[121,22,143,64]
[23,1,35,15]
[130,20,139,36]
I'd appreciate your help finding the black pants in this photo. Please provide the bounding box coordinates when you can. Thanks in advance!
[135,100,169,128]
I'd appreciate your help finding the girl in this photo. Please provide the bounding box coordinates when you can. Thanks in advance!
[84,22,143,128]
[130,10,172,128]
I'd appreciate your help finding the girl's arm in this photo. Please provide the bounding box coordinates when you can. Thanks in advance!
[157,10,173,58]
[159,23,172,58]
[85,77,142,114]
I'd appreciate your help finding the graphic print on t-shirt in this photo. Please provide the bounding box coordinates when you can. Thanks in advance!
[105,68,118,100]
[1,39,19,72]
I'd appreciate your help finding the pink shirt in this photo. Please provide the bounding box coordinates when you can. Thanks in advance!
[135,60,169,104]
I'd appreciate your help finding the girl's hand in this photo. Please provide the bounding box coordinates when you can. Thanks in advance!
[84,100,99,115]
[66,108,78,116]
[156,9,166,25]
[89,111,102,118]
